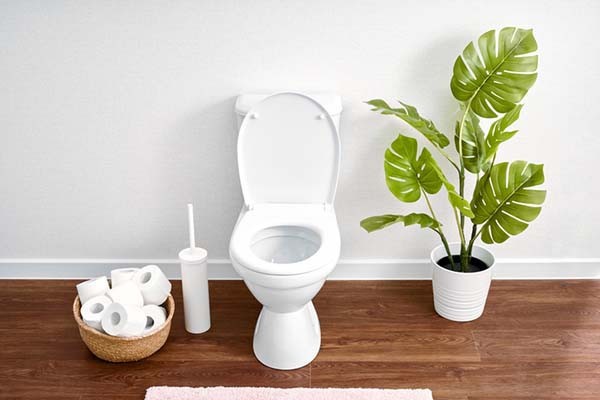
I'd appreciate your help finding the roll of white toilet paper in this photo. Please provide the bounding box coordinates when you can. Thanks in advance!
[81,295,112,332]
[106,280,144,307]
[142,305,167,334]
[101,303,146,337]
[110,268,140,287]
[134,265,172,305]
[76,276,110,304]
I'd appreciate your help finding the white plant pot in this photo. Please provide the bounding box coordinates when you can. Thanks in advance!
[431,243,495,322]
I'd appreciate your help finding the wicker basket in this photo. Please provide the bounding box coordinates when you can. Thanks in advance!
[73,294,174,362]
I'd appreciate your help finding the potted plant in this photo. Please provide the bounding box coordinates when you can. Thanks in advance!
[360,27,546,322]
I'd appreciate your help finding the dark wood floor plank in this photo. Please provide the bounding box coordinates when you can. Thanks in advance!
[311,361,600,400]
[315,280,600,331]
[1,279,600,399]
[318,329,480,362]
[0,360,309,399]
[476,281,600,330]
[473,329,600,362]
[315,281,471,332]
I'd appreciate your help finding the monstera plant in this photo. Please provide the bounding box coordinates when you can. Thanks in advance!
[360,27,546,321]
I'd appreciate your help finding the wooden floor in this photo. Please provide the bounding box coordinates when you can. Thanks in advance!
[1,280,600,400]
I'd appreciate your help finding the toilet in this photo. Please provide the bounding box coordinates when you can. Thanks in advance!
[229,92,342,370]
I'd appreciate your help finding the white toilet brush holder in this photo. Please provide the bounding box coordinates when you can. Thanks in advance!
[180,248,210,333]
[180,204,211,334]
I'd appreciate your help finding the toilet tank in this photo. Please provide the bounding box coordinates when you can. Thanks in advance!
[234,93,342,132]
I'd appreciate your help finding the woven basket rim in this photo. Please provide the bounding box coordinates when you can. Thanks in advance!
[73,294,175,341]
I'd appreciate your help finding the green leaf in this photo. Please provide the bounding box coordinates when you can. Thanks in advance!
[483,104,523,165]
[367,99,450,148]
[448,190,475,219]
[451,27,538,118]
[472,161,546,244]
[360,213,441,233]
[384,134,443,202]
[422,150,475,218]
[455,108,486,173]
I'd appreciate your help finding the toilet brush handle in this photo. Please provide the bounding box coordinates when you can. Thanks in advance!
[187,203,196,249]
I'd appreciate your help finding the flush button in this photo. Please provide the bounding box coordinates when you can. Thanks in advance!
[250,113,259,119]
[317,113,326,120]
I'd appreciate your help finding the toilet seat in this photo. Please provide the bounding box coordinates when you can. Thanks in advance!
[230,204,340,276]
[236,92,340,207]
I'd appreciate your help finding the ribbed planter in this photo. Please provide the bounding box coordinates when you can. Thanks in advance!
[431,243,495,322]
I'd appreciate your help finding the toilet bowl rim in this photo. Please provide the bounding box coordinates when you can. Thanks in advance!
[230,250,339,282]
[230,218,340,276]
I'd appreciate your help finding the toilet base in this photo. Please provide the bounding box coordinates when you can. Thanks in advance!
[253,302,321,370]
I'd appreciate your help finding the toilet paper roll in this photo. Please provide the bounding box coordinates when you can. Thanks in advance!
[106,280,144,307]
[101,302,146,337]
[80,295,112,332]
[76,276,110,304]
[110,268,140,287]
[134,265,172,305]
[142,305,167,334]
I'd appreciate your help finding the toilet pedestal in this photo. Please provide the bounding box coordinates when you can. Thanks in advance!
[253,302,321,370]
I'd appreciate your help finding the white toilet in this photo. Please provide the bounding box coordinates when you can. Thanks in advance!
[229,92,342,370]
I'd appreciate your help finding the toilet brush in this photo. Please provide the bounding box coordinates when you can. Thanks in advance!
[179,203,211,334]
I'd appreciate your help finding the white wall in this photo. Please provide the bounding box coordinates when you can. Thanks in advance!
[1,0,599,273]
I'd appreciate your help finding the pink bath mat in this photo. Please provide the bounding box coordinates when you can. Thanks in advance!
[145,386,433,400]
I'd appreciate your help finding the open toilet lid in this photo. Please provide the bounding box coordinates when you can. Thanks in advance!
[237,93,341,206]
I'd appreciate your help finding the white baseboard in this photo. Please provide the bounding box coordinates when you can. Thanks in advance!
[0,258,599,280]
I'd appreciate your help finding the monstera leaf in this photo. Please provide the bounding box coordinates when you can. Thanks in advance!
[385,134,474,217]
[455,108,486,173]
[367,99,450,148]
[451,27,538,118]
[471,161,546,244]
[361,213,440,233]
[384,134,443,202]
[483,104,523,165]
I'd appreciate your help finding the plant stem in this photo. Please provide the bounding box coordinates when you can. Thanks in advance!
[437,231,456,271]
[452,207,466,247]
[422,190,438,225]
[467,223,477,258]
[466,226,483,265]
[457,101,472,271]
[435,145,461,174]
[455,198,468,273]
[460,243,469,273]
[423,190,456,270]
[453,207,468,273]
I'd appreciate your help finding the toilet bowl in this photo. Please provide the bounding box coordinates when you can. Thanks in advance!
[229,93,342,370]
